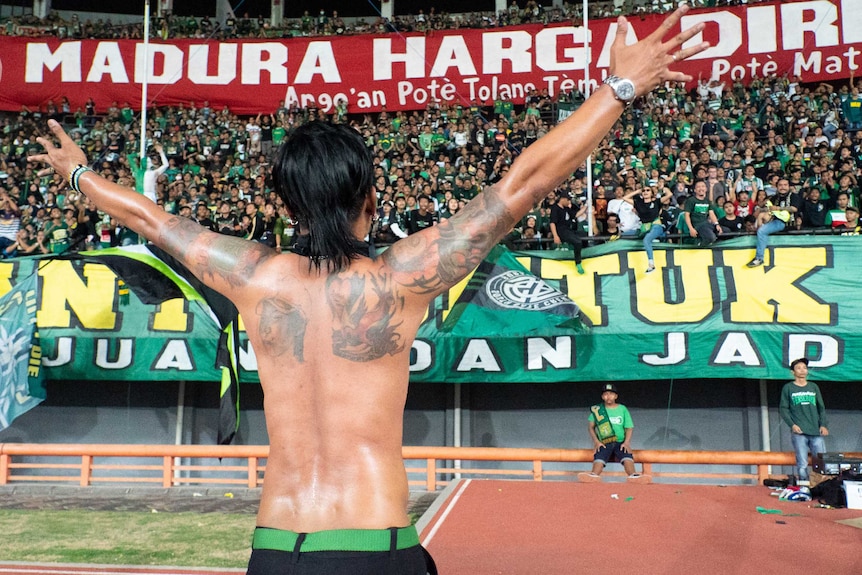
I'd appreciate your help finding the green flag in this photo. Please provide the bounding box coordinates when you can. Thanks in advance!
[442,245,587,335]
[143,246,241,445]
[217,319,240,445]
[76,246,241,444]
[0,272,46,430]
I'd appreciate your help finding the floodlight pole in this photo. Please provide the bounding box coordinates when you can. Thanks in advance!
[140,0,151,163]
[584,0,594,237]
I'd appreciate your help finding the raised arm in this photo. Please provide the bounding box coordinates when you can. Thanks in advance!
[29,120,272,300]
[622,188,641,204]
[660,189,673,203]
[726,183,738,204]
[153,144,169,176]
[383,7,708,297]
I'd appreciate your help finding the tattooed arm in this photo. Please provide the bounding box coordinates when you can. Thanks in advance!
[30,119,270,299]
[384,7,708,297]
[382,185,516,296]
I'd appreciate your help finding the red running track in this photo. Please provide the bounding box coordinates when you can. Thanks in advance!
[3,480,861,575]
[418,479,862,575]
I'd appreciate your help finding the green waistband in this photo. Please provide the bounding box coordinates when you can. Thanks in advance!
[252,525,420,553]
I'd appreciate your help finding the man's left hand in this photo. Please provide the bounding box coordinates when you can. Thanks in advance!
[820,426,829,436]
[621,442,632,453]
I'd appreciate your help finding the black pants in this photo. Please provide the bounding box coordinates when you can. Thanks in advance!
[557,226,584,264]
[247,545,436,575]
[694,221,718,244]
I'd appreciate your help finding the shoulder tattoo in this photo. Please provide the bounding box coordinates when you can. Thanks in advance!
[326,270,405,362]
[159,216,271,289]
[255,297,307,361]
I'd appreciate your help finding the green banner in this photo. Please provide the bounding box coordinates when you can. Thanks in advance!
[415,236,862,382]
[0,255,224,383]
[0,236,860,384]
[556,102,579,123]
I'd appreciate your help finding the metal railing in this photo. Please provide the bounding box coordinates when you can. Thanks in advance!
[3,444,852,490]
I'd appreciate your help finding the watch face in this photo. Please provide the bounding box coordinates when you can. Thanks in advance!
[616,80,636,102]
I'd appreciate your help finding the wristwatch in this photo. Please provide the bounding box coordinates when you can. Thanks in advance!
[603,75,637,105]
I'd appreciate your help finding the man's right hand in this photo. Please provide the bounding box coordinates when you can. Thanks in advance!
[791,424,803,434]
[29,119,88,182]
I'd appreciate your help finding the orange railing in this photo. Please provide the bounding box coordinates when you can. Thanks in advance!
[2,444,855,490]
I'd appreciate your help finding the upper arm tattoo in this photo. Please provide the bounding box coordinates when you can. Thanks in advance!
[326,270,405,362]
[158,216,272,290]
[384,186,516,295]
[256,297,307,361]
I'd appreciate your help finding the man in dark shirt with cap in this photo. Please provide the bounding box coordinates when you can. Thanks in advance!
[779,358,829,483]
[580,383,650,483]
[549,192,585,274]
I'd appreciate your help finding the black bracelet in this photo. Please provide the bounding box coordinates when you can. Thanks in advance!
[69,164,92,193]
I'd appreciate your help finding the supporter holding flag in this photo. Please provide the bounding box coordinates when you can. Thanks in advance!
[747,178,799,268]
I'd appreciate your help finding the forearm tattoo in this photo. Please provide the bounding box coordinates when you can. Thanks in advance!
[326,270,405,362]
[256,297,307,361]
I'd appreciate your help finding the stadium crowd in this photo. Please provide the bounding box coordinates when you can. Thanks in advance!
[2,1,770,40]
[2,2,862,261]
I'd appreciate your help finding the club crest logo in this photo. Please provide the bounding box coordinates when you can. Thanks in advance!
[485,270,577,313]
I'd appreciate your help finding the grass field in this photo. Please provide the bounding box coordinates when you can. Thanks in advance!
[1,509,256,567]
[1,508,426,567]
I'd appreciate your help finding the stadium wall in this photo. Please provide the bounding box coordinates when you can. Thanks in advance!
[1,378,859,482]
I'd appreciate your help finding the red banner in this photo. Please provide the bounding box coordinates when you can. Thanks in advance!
[0,0,859,115]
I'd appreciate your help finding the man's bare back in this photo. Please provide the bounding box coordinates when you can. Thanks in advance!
[158,181,517,533]
[30,7,708,569]
[238,253,422,533]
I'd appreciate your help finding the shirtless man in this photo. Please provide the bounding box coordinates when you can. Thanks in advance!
[29,8,706,573]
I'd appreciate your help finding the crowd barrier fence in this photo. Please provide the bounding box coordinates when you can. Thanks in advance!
[2,444,855,490]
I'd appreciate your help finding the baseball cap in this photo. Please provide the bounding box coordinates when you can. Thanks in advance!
[790,357,809,370]
[602,383,618,394]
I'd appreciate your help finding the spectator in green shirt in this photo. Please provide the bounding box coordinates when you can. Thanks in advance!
[779,358,828,482]
[684,180,722,245]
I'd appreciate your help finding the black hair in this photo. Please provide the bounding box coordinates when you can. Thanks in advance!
[273,122,373,272]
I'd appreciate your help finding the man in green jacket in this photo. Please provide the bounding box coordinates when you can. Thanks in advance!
[780,358,829,482]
